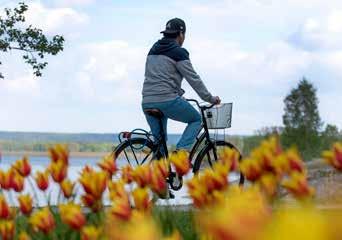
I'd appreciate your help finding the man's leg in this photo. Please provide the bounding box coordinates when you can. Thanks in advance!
[160,97,202,151]
[142,104,168,155]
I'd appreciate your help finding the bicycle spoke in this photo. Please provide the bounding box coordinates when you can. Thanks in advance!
[140,150,153,165]
[128,143,140,165]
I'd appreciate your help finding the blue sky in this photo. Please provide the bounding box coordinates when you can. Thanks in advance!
[1,0,342,135]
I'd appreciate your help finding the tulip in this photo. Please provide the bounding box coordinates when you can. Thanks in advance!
[322,142,342,171]
[187,176,208,208]
[196,187,270,240]
[81,194,102,212]
[81,225,101,240]
[282,172,315,199]
[150,168,168,196]
[59,203,86,230]
[110,196,132,221]
[219,147,240,171]
[12,156,31,177]
[239,158,263,182]
[12,170,25,192]
[0,169,15,190]
[286,148,305,173]
[18,194,33,216]
[60,179,75,199]
[132,187,151,212]
[29,207,55,234]
[97,154,117,176]
[0,221,15,240]
[35,170,49,191]
[0,195,10,219]
[49,160,68,183]
[108,180,128,201]
[201,168,227,194]
[79,170,107,200]
[132,165,152,187]
[169,150,191,176]
[18,231,31,240]
[257,173,278,198]
[49,144,69,165]
[121,165,133,183]
[152,160,169,178]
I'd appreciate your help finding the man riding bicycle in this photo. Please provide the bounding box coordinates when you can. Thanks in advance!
[142,18,221,152]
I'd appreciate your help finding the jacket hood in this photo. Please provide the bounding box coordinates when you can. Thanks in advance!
[149,38,179,55]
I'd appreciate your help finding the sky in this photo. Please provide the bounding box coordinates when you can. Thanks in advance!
[0,0,341,135]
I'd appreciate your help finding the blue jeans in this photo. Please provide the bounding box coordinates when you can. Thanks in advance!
[142,97,202,151]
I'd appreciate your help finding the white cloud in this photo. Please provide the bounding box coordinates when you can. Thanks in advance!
[0,73,40,96]
[54,0,95,7]
[24,1,89,35]
[288,9,342,51]
[71,40,147,104]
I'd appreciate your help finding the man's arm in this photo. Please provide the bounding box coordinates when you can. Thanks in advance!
[176,57,217,104]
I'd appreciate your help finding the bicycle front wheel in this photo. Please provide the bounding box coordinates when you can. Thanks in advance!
[193,141,245,185]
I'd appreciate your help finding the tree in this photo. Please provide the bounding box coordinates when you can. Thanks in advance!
[0,2,64,78]
[282,77,322,160]
[321,124,340,150]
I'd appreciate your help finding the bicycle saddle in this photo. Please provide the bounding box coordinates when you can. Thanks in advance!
[144,108,164,119]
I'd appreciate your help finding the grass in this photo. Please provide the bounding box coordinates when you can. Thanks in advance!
[153,206,197,240]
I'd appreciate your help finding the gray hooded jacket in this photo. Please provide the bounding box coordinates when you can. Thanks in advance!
[142,38,216,104]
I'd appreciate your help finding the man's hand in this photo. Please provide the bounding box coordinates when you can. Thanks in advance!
[213,96,221,105]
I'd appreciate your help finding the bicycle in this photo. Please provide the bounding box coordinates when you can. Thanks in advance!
[113,99,244,191]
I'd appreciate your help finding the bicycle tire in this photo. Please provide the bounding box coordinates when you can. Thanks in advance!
[114,137,156,167]
[193,140,245,185]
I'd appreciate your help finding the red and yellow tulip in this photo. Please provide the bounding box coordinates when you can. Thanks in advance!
[59,203,86,230]
[49,144,69,165]
[132,164,152,188]
[0,195,10,219]
[35,170,49,191]
[121,165,134,184]
[240,157,263,182]
[219,147,240,171]
[49,160,68,183]
[0,169,15,190]
[79,170,107,200]
[60,179,75,199]
[0,221,15,240]
[132,187,152,212]
[18,194,33,216]
[169,150,191,176]
[322,142,342,171]
[29,208,55,234]
[12,156,31,177]
[81,225,101,240]
[12,170,25,192]
[98,154,117,177]
[282,172,315,199]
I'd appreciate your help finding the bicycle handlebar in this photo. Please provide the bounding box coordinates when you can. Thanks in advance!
[186,98,216,110]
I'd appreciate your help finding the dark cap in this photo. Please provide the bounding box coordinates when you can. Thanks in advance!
[160,18,186,34]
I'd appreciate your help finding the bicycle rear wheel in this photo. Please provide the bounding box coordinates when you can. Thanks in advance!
[193,141,245,185]
[114,138,156,168]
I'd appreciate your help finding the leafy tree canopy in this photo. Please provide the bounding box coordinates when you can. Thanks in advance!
[0,2,64,78]
[282,77,323,160]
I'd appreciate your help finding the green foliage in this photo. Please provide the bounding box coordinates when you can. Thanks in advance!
[321,124,341,150]
[282,77,323,160]
[0,2,64,78]
[153,207,197,240]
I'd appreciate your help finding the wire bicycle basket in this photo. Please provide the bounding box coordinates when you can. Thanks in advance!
[204,103,233,129]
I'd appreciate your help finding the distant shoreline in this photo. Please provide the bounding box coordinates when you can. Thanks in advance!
[2,151,109,158]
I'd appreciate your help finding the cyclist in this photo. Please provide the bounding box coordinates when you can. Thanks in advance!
[142,18,221,153]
